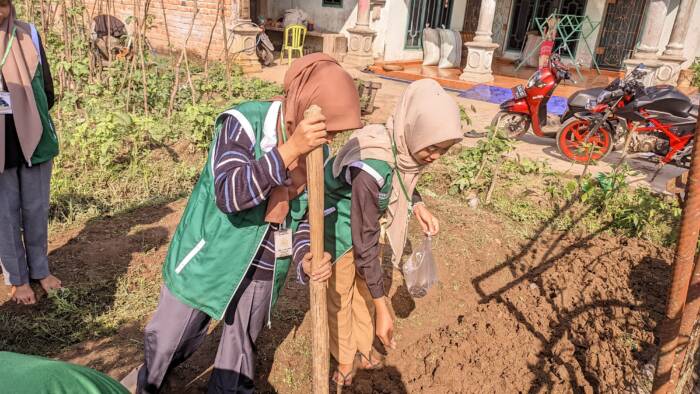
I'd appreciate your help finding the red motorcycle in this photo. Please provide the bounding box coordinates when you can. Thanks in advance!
[556,65,698,166]
[491,53,572,138]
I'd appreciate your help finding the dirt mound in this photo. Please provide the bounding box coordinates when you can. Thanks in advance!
[353,232,671,393]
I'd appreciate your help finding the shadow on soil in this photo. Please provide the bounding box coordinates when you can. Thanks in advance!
[472,196,671,392]
[0,202,173,358]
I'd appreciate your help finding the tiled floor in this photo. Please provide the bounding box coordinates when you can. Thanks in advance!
[368,59,699,98]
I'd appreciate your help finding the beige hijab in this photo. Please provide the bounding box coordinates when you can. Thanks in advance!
[0,1,42,172]
[333,79,462,266]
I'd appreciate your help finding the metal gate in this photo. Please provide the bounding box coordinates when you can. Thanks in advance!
[405,0,454,49]
[595,0,646,70]
[506,0,587,52]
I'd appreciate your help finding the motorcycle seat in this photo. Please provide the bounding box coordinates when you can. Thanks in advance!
[690,105,698,119]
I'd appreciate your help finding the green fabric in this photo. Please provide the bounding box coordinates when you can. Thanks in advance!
[30,62,59,165]
[163,101,303,321]
[0,352,128,394]
[323,157,393,262]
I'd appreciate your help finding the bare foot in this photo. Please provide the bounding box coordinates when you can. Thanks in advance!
[39,275,63,293]
[10,284,37,305]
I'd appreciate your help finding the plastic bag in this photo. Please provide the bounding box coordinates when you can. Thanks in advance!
[438,29,462,69]
[402,236,438,298]
[422,28,441,66]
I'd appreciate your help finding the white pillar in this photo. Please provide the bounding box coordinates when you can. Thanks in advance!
[623,0,669,85]
[231,0,262,73]
[473,0,496,43]
[345,0,376,67]
[634,0,669,59]
[663,0,694,57]
[656,0,695,85]
[460,0,499,83]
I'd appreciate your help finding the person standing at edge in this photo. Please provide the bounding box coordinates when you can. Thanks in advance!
[124,53,363,394]
[0,0,61,305]
[293,79,464,386]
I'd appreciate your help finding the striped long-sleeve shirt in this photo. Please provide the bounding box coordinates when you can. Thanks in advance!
[212,114,288,281]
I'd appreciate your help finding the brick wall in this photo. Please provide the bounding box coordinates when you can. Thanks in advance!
[85,0,239,59]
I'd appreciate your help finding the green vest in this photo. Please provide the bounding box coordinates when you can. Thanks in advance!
[162,101,306,321]
[23,22,59,165]
[323,157,393,262]
[0,352,128,394]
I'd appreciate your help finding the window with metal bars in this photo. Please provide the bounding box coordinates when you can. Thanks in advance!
[405,0,454,49]
[323,0,343,7]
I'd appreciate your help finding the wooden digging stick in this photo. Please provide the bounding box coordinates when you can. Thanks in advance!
[304,104,330,394]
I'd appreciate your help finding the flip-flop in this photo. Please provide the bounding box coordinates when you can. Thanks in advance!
[358,352,383,370]
[331,369,353,387]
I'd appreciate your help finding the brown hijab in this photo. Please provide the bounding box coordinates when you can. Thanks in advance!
[264,53,362,223]
[0,0,42,172]
[332,79,463,266]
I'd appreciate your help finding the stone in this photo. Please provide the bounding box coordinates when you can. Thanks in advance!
[460,41,499,83]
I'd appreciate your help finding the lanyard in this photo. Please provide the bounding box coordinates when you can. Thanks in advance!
[390,133,414,215]
[0,27,16,70]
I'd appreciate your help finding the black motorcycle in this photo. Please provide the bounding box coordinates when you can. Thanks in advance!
[556,65,698,166]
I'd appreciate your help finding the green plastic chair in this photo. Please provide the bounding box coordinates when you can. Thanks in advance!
[280,24,307,65]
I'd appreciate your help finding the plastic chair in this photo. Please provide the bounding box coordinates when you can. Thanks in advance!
[280,24,307,65]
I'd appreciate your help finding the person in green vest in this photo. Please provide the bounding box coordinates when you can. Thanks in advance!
[0,352,129,394]
[293,79,463,386]
[122,54,363,394]
[0,0,61,305]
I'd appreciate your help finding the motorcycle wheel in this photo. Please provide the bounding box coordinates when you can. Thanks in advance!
[490,112,531,139]
[556,117,613,163]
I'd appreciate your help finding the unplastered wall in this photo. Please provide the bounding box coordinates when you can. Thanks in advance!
[266,0,355,33]
[85,0,236,59]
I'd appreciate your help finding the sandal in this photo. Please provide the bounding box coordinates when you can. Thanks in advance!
[331,369,353,387]
[358,352,383,370]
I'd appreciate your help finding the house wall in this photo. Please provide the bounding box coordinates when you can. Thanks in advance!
[380,0,423,61]
[266,0,355,33]
[682,0,700,67]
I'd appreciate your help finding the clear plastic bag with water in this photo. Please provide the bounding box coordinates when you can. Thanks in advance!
[402,236,438,298]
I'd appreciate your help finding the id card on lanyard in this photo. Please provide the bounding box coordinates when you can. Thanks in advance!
[0,26,17,115]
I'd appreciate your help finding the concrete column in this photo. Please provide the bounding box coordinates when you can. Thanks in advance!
[656,0,695,85]
[624,0,669,85]
[663,0,694,57]
[473,0,496,43]
[345,0,376,67]
[231,0,262,73]
[634,0,669,59]
[460,0,499,83]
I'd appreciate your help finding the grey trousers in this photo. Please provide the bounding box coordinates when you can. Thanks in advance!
[0,161,53,286]
[137,276,273,394]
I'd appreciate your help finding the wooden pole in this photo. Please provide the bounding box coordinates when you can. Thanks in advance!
[304,104,330,394]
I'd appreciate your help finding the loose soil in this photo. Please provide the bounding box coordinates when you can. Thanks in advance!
[0,192,672,393]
